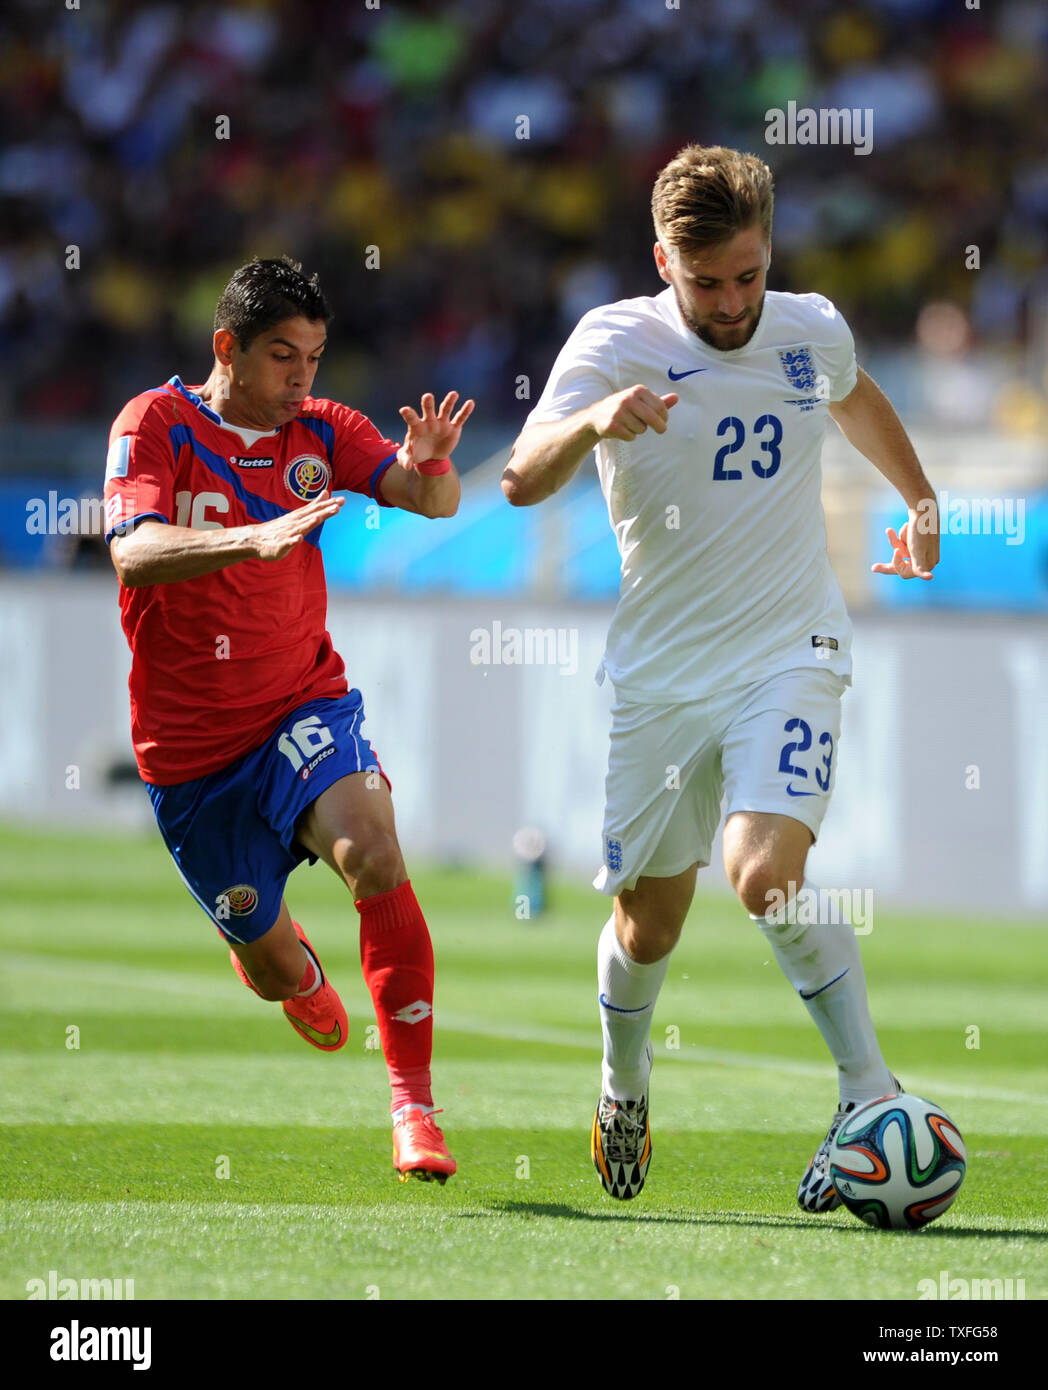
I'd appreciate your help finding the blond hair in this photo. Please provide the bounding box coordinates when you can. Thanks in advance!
[652,145,774,253]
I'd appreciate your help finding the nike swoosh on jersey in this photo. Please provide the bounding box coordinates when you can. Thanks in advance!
[667,366,709,381]
[786,784,817,797]
[799,968,849,1000]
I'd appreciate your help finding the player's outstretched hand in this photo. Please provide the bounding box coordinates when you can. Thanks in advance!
[397,391,475,469]
[590,385,678,442]
[251,490,344,561]
[871,519,937,580]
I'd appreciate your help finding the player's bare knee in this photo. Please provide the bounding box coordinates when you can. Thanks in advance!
[628,932,678,965]
[615,914,681,964]
[734,860,804,918]
[337,832,405,897]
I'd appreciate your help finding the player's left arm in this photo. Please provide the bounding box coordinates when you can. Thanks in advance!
[829,366,939,580]
[377,391,474,517]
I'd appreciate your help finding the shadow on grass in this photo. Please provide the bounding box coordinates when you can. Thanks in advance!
[9,1124,1045,1242]
[468,1199,1048,1240]
[465,1199,846,1232]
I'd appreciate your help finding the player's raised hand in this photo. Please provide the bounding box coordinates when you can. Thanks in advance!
[251,490,344,561]
[589,385,678,442]
[397,391,475,469]
[907,499,940,576]
[871,518,937,580]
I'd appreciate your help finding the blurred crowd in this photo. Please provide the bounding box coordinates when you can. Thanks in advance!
[1,0,1046,439]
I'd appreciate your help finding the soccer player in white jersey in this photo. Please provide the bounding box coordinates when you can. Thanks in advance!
[502,145,939,1209]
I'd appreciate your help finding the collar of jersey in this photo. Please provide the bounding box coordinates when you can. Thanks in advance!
[166,375,225,424]
[659,287,771,359]
[164,375,281,440]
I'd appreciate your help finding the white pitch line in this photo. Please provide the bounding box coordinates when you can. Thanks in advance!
[0,950,258,1009]
[4,952,1046,1108]
[434,1010,1048,1107]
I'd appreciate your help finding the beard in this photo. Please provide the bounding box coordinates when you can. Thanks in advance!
[677,291,765,351]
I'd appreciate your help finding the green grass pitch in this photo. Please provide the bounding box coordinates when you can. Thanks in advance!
[1,823,1046,1301]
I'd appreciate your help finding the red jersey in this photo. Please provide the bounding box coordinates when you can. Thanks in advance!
[104,376,399,785]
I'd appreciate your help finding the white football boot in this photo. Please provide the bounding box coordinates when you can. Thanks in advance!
[798,1080,903,1213]
[591,1043,653,1200]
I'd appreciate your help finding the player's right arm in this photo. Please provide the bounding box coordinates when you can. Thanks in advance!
[105,391,347,588]
[110,492,345,588]
[502,386,678,507]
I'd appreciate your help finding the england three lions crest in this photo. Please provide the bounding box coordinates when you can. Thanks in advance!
[778,347,817,392]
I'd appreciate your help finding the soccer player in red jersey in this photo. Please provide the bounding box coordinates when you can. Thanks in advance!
[104,257,472,1183]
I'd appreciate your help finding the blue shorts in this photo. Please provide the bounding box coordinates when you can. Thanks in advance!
[147,691,386,944]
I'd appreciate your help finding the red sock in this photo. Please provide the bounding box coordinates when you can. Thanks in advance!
[356,880,434,1115]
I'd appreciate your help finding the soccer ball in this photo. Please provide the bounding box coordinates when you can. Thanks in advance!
[828,1093,966,1230]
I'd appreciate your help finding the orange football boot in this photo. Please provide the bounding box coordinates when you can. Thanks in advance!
[392,1108,457,1185]
[230,921,348,1052]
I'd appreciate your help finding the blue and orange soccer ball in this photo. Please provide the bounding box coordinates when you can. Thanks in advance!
[829,1093,967,1230]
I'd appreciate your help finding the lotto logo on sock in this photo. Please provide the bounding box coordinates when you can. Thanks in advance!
[393,1001,432,1024]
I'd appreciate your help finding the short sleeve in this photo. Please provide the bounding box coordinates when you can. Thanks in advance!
[814,296,858,402]
[322,402,401,507]
[103,401,176,543]
[525,313,619,425]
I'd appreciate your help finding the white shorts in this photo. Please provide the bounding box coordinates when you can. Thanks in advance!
[594,667,847,896]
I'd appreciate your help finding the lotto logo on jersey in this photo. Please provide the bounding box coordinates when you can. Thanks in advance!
[778,347,817,392]
[216,884,259,917]
[284,454,331,501]
[605,837,624,874]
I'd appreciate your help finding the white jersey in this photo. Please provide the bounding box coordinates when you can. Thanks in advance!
[527,288,857,703]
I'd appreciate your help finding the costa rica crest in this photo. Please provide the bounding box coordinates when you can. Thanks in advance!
[284,454,331,501]
[217,884,259,916]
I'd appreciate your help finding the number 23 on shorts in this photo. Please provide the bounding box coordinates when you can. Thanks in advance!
[778,717,833,797]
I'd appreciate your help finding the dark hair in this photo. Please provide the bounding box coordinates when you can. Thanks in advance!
[214,255,332,350]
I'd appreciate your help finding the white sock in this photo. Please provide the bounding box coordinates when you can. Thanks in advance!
[392,1103,436,1124]
[752,879,894,1105]
[597,916,669,1101]
[295,940,323,998]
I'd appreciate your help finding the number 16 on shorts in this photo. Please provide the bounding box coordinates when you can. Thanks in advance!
[278,714,337,781]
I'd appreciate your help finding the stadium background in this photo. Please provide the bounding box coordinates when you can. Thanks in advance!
[1,0,1047,1315]
[1,0,1045,909]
